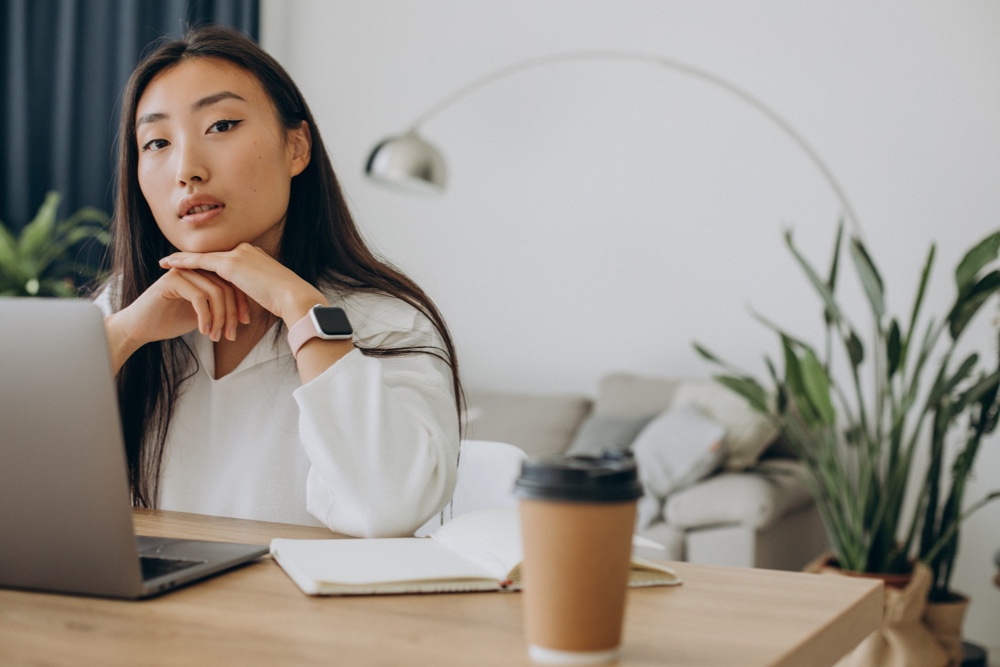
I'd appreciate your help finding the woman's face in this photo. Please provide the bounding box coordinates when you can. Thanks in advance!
[135,57,310,255]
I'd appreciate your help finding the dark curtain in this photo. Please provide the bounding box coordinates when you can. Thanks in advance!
[0,0,259,244]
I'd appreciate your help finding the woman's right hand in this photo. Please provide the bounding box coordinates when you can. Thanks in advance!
[104,268,250,373]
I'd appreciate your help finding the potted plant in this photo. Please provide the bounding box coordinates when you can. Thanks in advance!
[695,224,999,666]
[0,191,110,297]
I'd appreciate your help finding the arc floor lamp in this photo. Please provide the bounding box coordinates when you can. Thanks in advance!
[364,50,861,233]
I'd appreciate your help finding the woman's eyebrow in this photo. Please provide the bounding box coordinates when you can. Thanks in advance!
[191,90,247,112]
[136,91,248,127]
[137,111,167,127]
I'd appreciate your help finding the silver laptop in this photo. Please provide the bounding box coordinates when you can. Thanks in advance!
[0,298,269,599]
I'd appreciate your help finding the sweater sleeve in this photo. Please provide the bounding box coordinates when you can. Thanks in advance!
[292,295,460,538]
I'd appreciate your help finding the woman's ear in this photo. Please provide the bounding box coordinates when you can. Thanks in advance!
[288,121,312,177]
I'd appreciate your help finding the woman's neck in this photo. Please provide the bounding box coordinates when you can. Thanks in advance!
[212,301,277,379]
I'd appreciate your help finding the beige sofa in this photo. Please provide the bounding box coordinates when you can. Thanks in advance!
[465,373,828,570]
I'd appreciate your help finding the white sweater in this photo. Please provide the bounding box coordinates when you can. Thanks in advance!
[97,289,459,537]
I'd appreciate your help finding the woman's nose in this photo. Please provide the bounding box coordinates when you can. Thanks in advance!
[176,142,208,185]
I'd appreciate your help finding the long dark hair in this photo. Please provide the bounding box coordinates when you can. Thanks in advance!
[111,25,462,507]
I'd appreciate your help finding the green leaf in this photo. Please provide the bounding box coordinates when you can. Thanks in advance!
[948,270,1000,339]
[887,319,902,378]
[800,347,836,425]
[693,343,725,365]
[929,354,979,407]
[902,244,936,371]
[782,337,818,424]
[845,329,865,368]
[750,308,810,348]
[61,225,108,248]
[843,424,864,446]
[59,205,109,230]
[952,369,1000,417]
[17,191,61,261]
[785,230,846,328]
[955,230,1000,292]
[825,221,845,325]
[0,224,19,274]
[764,356,779,383]
[764,356,788,414]
[849,237,885,319]
[714,375,770,413]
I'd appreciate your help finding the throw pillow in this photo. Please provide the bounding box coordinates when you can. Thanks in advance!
[671,380,780,470]
[631,406,727,501]
[566,413,656,457]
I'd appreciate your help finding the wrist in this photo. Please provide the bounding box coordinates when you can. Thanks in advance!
[104,311,143,374]
[281,290,329,328]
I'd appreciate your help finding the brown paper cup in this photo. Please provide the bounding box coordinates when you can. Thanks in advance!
[519,498,637,664]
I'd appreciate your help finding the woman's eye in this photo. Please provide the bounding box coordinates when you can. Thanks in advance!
[208,119,242,134]
[141,139,169,152]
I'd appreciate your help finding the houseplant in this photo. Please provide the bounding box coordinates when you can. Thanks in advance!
[695,224,999,663]
[0,191,109,297]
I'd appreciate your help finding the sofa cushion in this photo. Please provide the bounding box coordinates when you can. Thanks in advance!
[463,389,592,459]
[670,379,780,470]
[566,413,655,457]
[632,406,726,501]
[591,373,681,416]
[591,374,778,470]
[663,460,813,530]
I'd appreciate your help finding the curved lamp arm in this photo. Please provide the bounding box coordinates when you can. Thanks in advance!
[366,49,861,233]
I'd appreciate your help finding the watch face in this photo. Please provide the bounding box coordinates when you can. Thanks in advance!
[313,307,353,337]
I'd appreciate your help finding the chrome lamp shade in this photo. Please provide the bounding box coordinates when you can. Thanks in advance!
[364,130,446,192]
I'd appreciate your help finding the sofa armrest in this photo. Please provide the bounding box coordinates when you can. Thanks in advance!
[663,460,812,531]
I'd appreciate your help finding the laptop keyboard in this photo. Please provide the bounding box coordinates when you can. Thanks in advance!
[140,556,203,580]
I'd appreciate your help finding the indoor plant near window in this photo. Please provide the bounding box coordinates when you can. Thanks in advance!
[0,191,109,297]
[696,224,1000,667]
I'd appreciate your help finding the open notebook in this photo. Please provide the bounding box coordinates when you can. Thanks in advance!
[271,507,681,596]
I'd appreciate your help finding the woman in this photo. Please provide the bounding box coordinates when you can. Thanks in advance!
[98,25,461,537]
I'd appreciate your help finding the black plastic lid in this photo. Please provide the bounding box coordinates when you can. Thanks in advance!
[514,452,643,502]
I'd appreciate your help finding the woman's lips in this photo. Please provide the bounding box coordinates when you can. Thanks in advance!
[177,194,225,223]
[181,203,225,225]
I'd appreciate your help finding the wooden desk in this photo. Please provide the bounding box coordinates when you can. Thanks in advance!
[0,510,882,666]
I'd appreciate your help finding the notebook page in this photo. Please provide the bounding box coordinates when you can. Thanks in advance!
[430,508,523,582]
[270,537,497,587]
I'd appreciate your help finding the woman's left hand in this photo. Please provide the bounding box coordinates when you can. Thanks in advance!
[159,243,325,326]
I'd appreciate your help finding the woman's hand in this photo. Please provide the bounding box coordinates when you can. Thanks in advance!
[107,242,347,379]
[158,243,355,382]
[158,242,327,326]
[105,266,250,373]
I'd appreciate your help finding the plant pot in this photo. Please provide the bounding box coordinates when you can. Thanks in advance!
[923,593,969,667]
[805,554,949,667]
[805,553,915,588]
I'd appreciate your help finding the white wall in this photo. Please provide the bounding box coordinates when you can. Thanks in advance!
[261,0,1000,653]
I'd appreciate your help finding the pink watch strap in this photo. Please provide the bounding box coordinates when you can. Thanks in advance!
[287,306,321,359]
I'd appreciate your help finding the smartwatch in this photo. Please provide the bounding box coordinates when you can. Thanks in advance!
[287,304,354,359]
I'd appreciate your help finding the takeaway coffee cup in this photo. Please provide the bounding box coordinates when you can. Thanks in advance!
[514,453,643,665]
